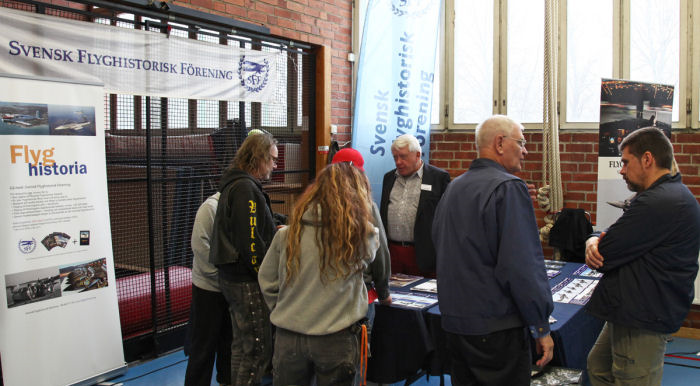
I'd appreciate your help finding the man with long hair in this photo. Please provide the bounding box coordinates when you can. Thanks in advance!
[209,132,278,385]
[258,163,379,385]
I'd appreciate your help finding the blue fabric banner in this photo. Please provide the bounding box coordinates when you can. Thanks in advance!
[352,0,442,203]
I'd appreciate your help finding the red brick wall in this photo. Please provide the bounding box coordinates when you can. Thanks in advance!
[431,129,700,328]
[430,130,700,226]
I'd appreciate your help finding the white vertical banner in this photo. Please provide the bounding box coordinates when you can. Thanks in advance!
[351,0,442,203]
[0,74,126,386]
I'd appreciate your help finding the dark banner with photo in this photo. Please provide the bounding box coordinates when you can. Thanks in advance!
[596,79,674,231]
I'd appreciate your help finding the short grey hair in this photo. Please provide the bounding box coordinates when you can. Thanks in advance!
[391,134,421,153]
[475,115,523,151]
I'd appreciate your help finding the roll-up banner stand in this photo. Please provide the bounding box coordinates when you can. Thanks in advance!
[0,73,127,386]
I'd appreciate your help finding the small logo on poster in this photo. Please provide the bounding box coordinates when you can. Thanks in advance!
[391,0,432,17]
[80,230,90,246]
[238,57,270,93]
[18,238,36,254]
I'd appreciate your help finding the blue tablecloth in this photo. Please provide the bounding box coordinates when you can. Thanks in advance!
[367,262,604,383]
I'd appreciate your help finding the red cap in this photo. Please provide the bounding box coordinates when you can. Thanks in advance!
[331,148,365,172]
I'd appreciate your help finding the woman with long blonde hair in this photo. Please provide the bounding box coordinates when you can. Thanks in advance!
[258,162,379,385]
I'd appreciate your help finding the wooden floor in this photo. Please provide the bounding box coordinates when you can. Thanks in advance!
[674,326,700,340]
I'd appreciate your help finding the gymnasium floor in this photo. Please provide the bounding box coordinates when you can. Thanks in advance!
[100,336,700,386]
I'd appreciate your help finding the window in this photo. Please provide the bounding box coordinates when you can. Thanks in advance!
[354,0,699,130]
[564,0,613,123]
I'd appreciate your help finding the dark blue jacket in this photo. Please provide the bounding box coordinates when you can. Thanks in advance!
[433,158,553,337]
[586,173,700,333]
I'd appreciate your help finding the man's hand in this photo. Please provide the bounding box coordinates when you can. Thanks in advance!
[585,232,606,269]
[527,183,537,203]
[534,334,554,368]
[379,294,392,305]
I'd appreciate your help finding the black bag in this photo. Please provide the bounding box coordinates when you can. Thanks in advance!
[548,208,593,263]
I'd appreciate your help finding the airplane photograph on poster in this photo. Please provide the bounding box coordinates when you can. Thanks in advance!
[47,104,96,136]
[59,258,109,294]
[0,101,49,135]
[5,266,62,309]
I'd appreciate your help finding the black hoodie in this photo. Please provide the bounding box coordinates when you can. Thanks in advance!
[209,168,276,282]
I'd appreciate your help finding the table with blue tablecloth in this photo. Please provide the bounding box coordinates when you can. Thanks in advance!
[367,262,605,383]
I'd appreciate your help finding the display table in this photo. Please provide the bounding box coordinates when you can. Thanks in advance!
[367,262,604,383]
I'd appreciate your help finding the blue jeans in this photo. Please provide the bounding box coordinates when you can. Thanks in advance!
[218,278,272,386]
[272,326,360,386]
[587,322,668,386]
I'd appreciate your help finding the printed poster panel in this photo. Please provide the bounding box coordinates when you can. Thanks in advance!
[0,7,279,103]
[0,75,125,386]
[351,0,442,203]
[595,79,674,231]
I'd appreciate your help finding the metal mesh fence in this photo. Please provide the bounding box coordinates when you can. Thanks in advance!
[3,0,315,359]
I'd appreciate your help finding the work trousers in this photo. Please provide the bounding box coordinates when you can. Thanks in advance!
[218,278,272,386]
[272,326,360,386]
[445,327,531,386]
[587,321,668,386]
[184,285,232,386]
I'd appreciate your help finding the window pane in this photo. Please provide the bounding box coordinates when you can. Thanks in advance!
[567,0,613,122]
[630,0,680,122]
[261,46,286,127]
[116,95,134,130]
[507,0,544,123]
[453,0,493,124]
[168,98,188,129]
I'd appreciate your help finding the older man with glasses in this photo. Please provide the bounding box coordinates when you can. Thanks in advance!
[432,115,554,386]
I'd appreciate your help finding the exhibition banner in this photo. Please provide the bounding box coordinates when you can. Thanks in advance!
[0,7,278,103]
[351,0,442,202]
[0,75,126,386]
[595,79,674,231]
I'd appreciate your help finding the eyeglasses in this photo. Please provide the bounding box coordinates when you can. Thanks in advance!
[504,136,526,148]
[270,155,278,165]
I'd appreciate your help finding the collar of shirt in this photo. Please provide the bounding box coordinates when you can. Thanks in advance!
[394,161,425,181]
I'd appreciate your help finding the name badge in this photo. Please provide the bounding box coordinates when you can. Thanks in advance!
[421,184,432,191]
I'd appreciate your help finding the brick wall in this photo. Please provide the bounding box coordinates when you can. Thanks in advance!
[174,0,356,133]
[430,129,700,327]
